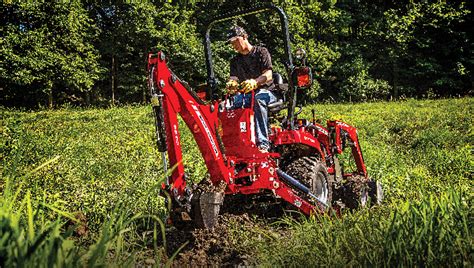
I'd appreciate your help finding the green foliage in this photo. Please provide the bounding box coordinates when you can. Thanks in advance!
[2,107,163,230]
[2,1,103,107]
[154,4,208,84]
[305,98,472,201]
[383,1,472,97]
[281,1,343,100]
[1,2,472,107]
[1,105,207,231]
[90,2,164,104]
[0,179,172,267]
[338,56,392,101]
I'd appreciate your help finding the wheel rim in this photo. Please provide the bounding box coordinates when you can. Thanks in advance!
[311,172,328,204]
[360,187,368,206]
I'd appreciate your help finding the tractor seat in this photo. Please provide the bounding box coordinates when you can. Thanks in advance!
[268,73,287,113]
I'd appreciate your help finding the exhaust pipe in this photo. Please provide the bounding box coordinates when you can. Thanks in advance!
[276,169,328,209]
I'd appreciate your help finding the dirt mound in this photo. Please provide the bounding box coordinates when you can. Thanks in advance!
[165,213,261,266]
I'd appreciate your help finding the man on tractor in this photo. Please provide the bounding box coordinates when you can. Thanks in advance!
[225,26,277,153]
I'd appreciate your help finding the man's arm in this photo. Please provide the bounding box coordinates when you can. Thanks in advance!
[255,69,272,86]
[255,47,273,86]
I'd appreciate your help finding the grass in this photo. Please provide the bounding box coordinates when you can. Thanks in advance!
[0,175,174,267]
[245,190,471,266]
[1,98,473,266]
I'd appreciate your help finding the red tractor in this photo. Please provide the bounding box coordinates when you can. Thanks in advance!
[147,4,382,228]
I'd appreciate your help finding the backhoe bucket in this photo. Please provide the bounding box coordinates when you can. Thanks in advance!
[192,192,224,229]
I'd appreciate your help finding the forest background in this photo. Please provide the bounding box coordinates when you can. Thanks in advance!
[2,0,472,108]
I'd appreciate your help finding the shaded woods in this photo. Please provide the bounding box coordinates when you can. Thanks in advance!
[2,1,472,108]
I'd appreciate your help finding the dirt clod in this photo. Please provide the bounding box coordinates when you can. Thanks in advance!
[165,213,258,266]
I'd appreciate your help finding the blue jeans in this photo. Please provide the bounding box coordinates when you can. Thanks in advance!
[232,89,277,149]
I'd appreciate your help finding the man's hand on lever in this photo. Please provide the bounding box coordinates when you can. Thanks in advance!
[240,79,258,93]
[226,80,239,95]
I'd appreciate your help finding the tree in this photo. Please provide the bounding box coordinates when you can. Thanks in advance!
[384,1,471,97]
[1,1,102,107]
[1,1,471,107]
[89,2,163,105]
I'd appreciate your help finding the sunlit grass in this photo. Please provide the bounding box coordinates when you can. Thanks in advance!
[1,98,472,266]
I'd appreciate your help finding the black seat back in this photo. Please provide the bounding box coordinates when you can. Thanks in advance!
[268,72,287,114]
[273,73,283,85]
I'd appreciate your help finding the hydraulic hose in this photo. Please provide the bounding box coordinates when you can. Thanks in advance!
[149,65,169,179]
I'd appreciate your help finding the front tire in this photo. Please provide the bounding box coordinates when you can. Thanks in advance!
[334,175,383,209]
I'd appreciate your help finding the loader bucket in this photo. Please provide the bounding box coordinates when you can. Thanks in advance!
[192,192,224,229]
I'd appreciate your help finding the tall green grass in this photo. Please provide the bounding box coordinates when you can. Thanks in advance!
[1,106,173,232]
[0,175,177,267]
[243,190,472,266]
[1,98,472,265]
[306,99,472,203]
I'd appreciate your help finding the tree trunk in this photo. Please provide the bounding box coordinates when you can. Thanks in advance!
[144,45,148,104]
[393,61,399,99]
[85,90,91,106]
[111,55,116,106]
[47,81,53,109]
[48,88,53,109]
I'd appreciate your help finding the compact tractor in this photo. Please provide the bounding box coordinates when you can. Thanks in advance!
[147,4,382,228]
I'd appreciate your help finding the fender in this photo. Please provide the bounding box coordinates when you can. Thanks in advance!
[271,128,325,161]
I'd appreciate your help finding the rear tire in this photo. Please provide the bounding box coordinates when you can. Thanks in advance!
[284,156,333,207]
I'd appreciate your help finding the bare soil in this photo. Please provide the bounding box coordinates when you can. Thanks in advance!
[163,193,291,266]
[165,213,259,266]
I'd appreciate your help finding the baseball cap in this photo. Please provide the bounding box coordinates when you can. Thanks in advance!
[227,26,247,42]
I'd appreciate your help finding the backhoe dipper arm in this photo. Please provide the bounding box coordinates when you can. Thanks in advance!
[148,52,231,200]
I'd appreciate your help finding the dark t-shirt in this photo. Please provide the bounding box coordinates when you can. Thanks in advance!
[230,46,273,84]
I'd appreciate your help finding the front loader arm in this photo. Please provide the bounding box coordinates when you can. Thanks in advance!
[148,52,231,201]
[328,120,368,177]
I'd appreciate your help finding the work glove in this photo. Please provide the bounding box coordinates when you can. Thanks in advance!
[225,80,239,95]
[240,79,258,93]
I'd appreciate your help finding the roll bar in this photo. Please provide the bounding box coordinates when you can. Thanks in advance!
[203,3,298,129]
[204,4,293,96]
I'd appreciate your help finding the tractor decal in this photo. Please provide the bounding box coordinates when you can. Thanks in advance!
[192,105,219,158]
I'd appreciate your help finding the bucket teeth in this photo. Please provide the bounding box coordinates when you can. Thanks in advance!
[192,192,224,229]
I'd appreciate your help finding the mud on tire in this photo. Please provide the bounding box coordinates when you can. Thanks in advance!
[284,156,333,207]
[334,175,369,209]
[334,176,384,209]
